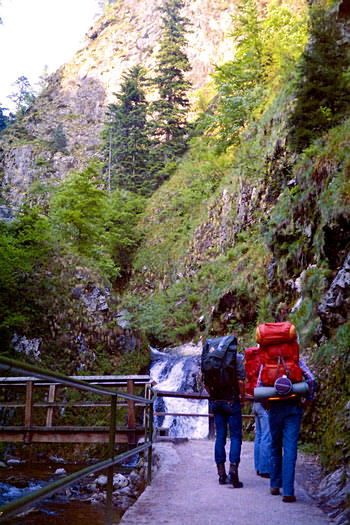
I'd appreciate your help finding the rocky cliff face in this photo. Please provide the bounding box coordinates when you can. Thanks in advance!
[0,0,237,208]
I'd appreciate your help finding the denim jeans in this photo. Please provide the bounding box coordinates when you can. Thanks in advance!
[253,401,271,475]
[268,399,303,496]
[211,399,242,465]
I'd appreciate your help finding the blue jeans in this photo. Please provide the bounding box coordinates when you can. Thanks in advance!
[253,402,271,475]
[211,399,242,464]
[268,399,303,497]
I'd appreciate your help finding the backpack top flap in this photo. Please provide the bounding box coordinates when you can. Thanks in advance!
[201,335,238,399]
[256,322,297,345]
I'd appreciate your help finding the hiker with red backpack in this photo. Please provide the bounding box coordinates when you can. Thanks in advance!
[254,322,316,502]
[245,346,271,478]
[201,335,246,488]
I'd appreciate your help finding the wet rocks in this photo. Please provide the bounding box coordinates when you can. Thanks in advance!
[85,458,146,513]
[317,251,350,329]
[317,465,350,525]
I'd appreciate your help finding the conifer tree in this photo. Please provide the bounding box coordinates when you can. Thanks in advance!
[8,76,35,115]
[0,106,8,131]
[288,4,350,152]
[150,0,192,172]
[103,65,151,193]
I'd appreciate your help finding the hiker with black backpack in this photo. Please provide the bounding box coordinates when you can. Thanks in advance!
[201,334,246,488]
[254,322,316,502]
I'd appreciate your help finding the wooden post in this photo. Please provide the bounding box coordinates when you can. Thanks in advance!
[127,379,136,446]
[24,381,33,444]
[46,384,57,427]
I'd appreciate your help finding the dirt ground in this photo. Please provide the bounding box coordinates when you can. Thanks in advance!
[118,439,332,525]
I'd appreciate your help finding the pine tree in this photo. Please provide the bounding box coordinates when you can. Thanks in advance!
[150,0,192,173]
[103,65,151,194]
[288,4,350,152]
[53,123,68,153]
[8,76,35,115]
[0,106,8,132]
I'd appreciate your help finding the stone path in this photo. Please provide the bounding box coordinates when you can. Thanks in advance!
[118,440,333,525]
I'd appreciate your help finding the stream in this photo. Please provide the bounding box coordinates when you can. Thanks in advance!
[0,462,122,525]
[0,343,205,524]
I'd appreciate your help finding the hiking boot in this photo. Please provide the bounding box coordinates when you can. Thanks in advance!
[270,488,280,495]
[228,463,243,488]
[283,495,296,503]
[217,462,227,484]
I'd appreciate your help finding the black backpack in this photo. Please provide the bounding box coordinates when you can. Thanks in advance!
[201,335,238,400]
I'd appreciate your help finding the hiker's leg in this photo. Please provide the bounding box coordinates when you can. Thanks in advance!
[254,403,271,474]
[268,404,283,490]
[213,405,227,464]
[257,402,271,475]
[281,403,303,497]
[253,402,262,473]
[228,400,242,465]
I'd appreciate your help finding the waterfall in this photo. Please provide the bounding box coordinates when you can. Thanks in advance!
[150,343,209,439]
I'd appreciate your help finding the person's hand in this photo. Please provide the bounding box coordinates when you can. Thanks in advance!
[301,399,313,407]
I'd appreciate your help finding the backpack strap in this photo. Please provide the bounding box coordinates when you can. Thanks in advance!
[280,355,290,378]
[275,354,291,381]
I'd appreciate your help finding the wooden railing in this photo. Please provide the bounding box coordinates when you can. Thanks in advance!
[0,371,151,445]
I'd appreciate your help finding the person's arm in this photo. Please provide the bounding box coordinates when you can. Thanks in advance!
[299,359,316,403]
[239,380,245,407]
[236,354,246,406]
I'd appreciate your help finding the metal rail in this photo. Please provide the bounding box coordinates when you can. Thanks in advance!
[0,356,157,525]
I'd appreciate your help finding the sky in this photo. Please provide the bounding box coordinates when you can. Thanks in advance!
[0,0,101,112]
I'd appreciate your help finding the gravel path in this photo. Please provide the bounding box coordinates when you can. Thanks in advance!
[119,440,332,525]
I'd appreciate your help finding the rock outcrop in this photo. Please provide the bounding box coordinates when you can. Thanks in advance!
[0,0,238,208]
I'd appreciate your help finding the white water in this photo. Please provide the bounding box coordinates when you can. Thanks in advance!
[150,346,209,439]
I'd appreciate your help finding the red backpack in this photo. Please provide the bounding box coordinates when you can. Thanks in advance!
[244,346,261,398]
[256,322,303,386]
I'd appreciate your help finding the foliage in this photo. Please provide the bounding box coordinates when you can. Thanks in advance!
[126,217,270,349]
[8,76,36,115]
[267,117,350,292]
[0,208,53,350]
[199,0,307,151]
[150,0,192,170]
[53,123,68,153]
[49,161,145,282]
[0,105,9,131]
[300,334,350,470]
[102,65,152,194]
[132,136,234,280]
[288,3,350,152]
[101,1,192,194]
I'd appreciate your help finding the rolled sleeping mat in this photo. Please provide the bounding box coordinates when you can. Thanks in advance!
[254,381,309,401]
